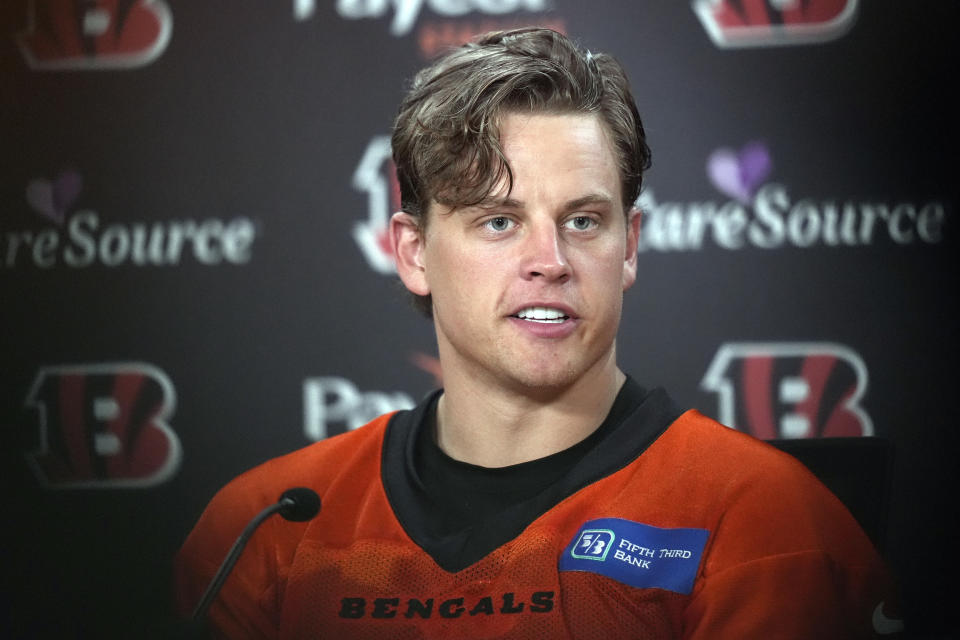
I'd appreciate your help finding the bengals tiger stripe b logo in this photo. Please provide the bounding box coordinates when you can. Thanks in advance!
[701,342,872,439]
[25,363,181,488]
[17,0,173,70]
[692,0,859,49]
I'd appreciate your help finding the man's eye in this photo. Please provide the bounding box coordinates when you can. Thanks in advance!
[565,216,597,231]
[485,216,514,232]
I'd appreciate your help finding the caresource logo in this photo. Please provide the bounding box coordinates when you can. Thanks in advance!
[3,169,258,269]
[701,342,872,439]
[692,0,858,48]
[25,362,181,488]
[350,136,947,258]
[17,0,172,70]
[303,376,414,440]
[637,141,947,252]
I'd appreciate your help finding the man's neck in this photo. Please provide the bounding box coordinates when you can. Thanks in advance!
[434,357,626,468]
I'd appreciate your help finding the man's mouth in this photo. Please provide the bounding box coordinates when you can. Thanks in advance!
[511,307,570,324]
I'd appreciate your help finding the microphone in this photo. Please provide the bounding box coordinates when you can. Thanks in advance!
[191,488,321,622]
[278,487,322,522]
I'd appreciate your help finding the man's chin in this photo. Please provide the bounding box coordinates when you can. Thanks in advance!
[502,347,620,399]
[501,364,583,398]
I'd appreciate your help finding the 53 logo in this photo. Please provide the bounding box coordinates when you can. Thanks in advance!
[17,0,172,70]
[25,363,181,488]
[571,529,615,562]
[701,342,872,439]
[692,0,858,48]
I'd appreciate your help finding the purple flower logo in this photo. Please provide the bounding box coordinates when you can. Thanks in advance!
[26,169,83,225]
[707,142,772,204]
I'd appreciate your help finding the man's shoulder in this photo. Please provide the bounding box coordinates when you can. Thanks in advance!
[659,411,879,564]
[226,412,395,500]
[661,409,818,483]
[194,412,398,531]
[645,410,856,535]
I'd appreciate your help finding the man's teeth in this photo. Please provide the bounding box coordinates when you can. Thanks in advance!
[515,307,568,323]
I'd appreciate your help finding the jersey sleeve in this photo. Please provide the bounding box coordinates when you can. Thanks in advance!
[173,479,288,640]
[683,548,899,639]
[680,435,903,639]
[172,418,392,638]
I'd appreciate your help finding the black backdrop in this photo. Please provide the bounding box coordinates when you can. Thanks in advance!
[2,1,957,637]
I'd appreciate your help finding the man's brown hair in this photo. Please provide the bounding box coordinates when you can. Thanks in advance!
[391,27,651,315]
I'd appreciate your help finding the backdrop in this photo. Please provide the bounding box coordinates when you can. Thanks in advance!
[2,1,957,637]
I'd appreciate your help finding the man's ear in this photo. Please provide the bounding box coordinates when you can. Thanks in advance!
[390,211,430,296]
[622,207,642,291]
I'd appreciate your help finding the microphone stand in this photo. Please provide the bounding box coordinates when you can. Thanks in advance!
[190,500,287,621]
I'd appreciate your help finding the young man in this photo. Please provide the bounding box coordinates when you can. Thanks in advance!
[176,28,901,638]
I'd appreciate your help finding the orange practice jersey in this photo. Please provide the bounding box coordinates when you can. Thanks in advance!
[176,393,900,639]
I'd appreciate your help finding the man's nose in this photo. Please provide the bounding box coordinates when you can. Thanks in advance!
[521,221,570,282]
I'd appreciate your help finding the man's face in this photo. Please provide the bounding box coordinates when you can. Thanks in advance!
[395,112,640,393]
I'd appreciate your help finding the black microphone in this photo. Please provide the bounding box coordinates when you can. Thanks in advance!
[191,488,321,622]
[278,487,322,522]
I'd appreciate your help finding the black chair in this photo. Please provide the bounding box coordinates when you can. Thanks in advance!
[766,437,894,553]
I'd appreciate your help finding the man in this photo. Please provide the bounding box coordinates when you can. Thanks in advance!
[176,28,901,638]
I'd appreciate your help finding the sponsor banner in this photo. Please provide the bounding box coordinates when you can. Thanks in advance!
[353,138,948,266]
[692,0,859,48]
[3,169,258,269]
[560,518,709,595]
[701,342,872,439]
[303,376,415,440]
[17,0,173,70]
[638,185,946,252]
[334,0,552,36]
[638,141,946,252]
[24,362,181,488]
[415,16,565,58]
[292,0,563,58]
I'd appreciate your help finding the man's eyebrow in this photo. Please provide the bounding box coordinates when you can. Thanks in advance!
[471,193,614,211]
[564,193,615,211]
[473,196,523,210]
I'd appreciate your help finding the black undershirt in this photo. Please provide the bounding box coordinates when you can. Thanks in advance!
[381,376,681,571]
[415,379,648,537]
